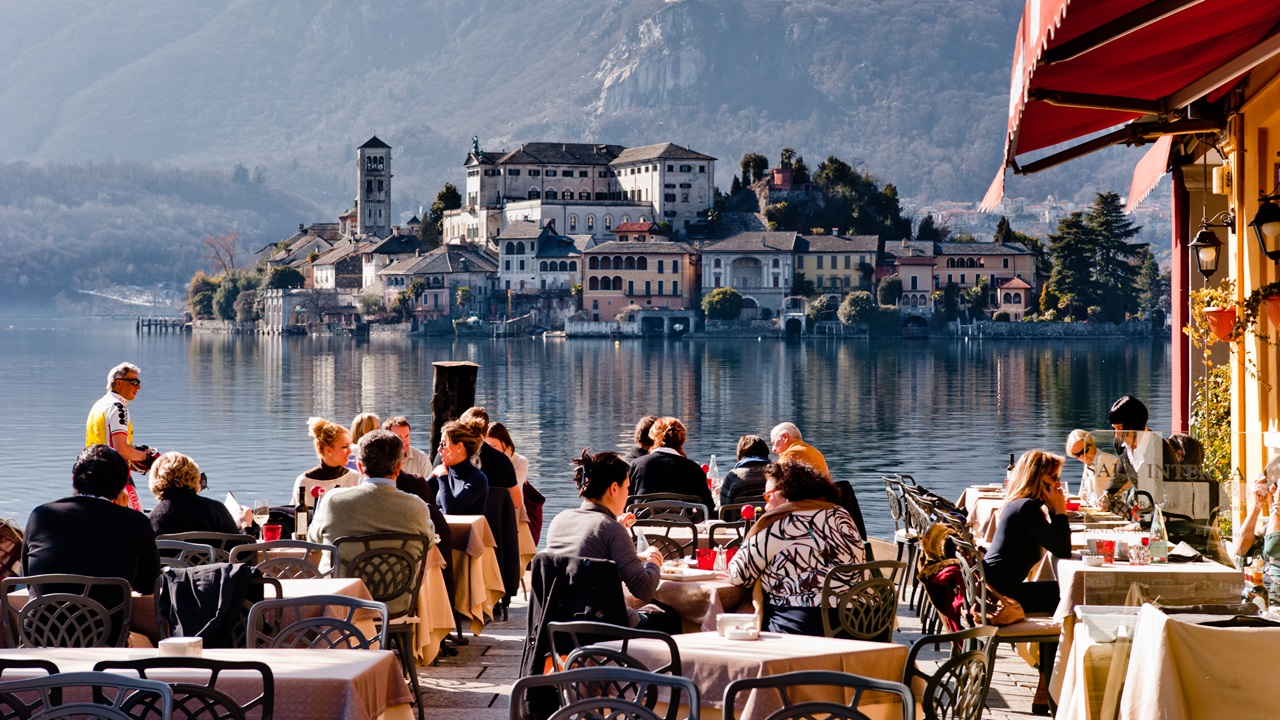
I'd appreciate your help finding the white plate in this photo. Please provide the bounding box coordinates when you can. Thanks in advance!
[660,568,719,581]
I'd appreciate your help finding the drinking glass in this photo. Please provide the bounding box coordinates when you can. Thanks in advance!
[253,498,270,528]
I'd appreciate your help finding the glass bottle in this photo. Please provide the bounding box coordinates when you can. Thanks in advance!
[1148,503,1169,563]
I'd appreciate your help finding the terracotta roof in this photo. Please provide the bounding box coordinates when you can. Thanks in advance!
[702,231,798,253]
[359,136,391,149]
[586,240,696,255]
[997,277,1033,289]
[612,143,716,164]
[613,222,657,233]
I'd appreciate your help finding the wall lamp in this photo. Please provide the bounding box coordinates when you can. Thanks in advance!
[1250,188,1280,262]
[1190,210,1232,279]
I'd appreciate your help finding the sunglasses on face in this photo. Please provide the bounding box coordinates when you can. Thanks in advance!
[119,378,141,387]
[1071,447,1086,459]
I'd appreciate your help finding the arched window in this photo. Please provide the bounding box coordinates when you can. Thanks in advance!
[601,277,612,291]
[1013,293,1023,304]
[528,188,540,200]
[589,257,599,270]
[516,242,525,255]
[1003,292,1012,303]
[714,258,722,268]
[946,258,954,268]
[545,189,557,200]
[505,242,515,255]
[569,261,577,271]
[589,276,600,291]
[613,256,624,269]
[637,257,648,270]
[604,215,613,230]
[621,215,631,224]
[579,190,590,200]
[569,214,577,232]
[772,258,780,268]
[625,257,636,270]
[640,216,648,223]
[967,258,976,268]
[613,275,623,290]
[601,257,612,270]
[559,261,569,271]
[587,215,595,231]
[540,261,548,271]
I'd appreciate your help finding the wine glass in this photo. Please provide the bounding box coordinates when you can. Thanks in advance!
[253,498,270,528]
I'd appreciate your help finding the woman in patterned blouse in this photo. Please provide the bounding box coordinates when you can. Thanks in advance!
[727,460,865,635]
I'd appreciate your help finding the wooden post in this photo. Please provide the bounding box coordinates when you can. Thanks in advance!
[430,361,480,461]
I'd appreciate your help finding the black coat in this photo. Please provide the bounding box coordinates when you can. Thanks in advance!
[629,450,713,508]
[23,496,160,595]
[150,488,240,536]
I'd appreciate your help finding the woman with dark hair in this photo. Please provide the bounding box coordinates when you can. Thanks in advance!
[727,461,864,636]
[718,435,771,506]
[983,449,1071,715]
[432,420,489,515]
[543,450,678,631]
[622,415,659,463]
[628,417,713,508]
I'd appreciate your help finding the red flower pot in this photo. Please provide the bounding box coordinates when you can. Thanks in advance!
[1265,295,1280,328]
[1204,306,1237,343]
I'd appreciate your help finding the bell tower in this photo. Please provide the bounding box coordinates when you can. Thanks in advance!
[356,136,392,238]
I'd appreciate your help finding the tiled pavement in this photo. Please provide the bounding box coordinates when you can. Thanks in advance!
[413,588,1046,719]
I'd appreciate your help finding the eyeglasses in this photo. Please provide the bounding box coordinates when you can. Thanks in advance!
[119,378,141,387]
[762,488,777,501]
[1070,446,1086,459]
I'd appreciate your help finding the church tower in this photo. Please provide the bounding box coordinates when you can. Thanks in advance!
[356,136,392,238]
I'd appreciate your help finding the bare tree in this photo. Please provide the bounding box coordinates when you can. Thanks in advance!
[299,288,339,323]
[203,231,240,274]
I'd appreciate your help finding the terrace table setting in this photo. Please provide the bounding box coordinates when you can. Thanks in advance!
[415,544,460,664]
[443,514,506,634]
[956,483,1006,544]
[0,647,415,720]
[623,568,753,633]
[613,631,911,720]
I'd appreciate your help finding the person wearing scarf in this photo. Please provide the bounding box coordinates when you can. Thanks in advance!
[293,417,361,510]
[727,460,864,636]
[718,435,771,506]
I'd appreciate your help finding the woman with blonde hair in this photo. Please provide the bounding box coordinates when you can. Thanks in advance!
[293,417,360,509]
[148,452,245,535]
[347,412,382,470]
[983,449,1071,714]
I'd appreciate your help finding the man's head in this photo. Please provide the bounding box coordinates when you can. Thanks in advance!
[107,362,142,401]
[73,445,130,499]
[383,416,412,458]
[1108,396,1148,431]
[770,422,802,455]
[357,429,403,479]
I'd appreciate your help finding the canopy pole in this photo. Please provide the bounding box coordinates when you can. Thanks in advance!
[1171,164,1191,435]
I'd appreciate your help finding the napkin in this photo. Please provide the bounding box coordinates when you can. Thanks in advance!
[1166,541,1203,563]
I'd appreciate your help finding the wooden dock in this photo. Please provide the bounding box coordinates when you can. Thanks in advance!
[136,317,187,333]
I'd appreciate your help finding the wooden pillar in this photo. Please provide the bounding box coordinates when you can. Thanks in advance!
[429,361,479,461]
[1171,164,1191,435]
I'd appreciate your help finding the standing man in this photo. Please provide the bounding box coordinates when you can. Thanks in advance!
[770,422,830,479]
[86,362,158,511]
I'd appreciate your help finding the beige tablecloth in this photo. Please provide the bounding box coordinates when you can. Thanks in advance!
[415,545,459,665]
[619,631,909,720]
[0,647,413,720]
[1052,614,1134,720]
[625,575,752,633]
[957,486,1005,545]
[1053,559,1240,618]
[1119,605,1278,720]
[444,514,506,635]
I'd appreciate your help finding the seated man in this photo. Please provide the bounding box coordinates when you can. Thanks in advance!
[770,422,830,479]
[308,429,435,548]
[23,445,162,645]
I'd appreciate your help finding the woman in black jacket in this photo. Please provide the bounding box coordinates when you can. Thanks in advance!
[627,416,713,509]
[148,452,247,535]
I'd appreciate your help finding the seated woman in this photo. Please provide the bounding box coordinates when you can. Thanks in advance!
[982,449,1071,715]
[148,452,248,535]
[628,416,714,509]
[346,412,381,471]
[1064,429,1119,508]
[719,434,770,506]
[433,420,489,515]
[727,460,865,636]
[294,417,360,510]
[543,449,678,632]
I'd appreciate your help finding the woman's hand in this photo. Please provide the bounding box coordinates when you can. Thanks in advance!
[1046,480,1068,515]
[642,547,664,567]
[1252,475,1272,502]
[240,507,255,529]
[616,512,637,529]
[430,463,446,478]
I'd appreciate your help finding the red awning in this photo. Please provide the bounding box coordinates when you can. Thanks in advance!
[981,0,1280,210]
[1125,135,1173,214]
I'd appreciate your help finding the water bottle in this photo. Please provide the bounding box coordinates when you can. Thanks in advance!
[708,455,721,503]
[714,544,726,572]
[1149,504,1169,563]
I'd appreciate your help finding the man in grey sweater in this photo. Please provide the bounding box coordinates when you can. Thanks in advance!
[308,429,435,547]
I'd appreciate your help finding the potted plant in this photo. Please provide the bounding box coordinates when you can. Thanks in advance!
[1190,280,1240,344]
[1203,306,1238,343]
[1239,279,1280,340]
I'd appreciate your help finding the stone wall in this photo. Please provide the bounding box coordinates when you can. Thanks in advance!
[565,320,641,337]
[966,318,1156,338]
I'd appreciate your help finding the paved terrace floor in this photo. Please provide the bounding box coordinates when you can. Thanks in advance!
[416,581,1043,719]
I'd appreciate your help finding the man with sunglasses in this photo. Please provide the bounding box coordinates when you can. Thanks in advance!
[86,362,158,510]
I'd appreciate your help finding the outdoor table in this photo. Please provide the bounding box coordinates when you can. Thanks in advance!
[0,647,414,720]
[415,545,459,664]
[956,485,1005,545]
[1053,558,1240,618]
[614,631,910,720]
[1117,604,1279,720]
[443,514,506,634]
[4,576,376,648]
[1053,610,1135,720]
[1070,529,1147,552]
[624,572,752,633]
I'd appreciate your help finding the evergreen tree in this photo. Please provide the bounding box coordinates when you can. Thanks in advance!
[792,156,811,184]
[940,281,961,320]
[1043,211,1096,320]
[729,175,742,196]
[1087,191,1142,323]
[994,216,1014,244]
[1134,247,1170,317]
[915,213,943,241]
[429,183,462,239]
[878,275,903,305]
[740,153,768,186]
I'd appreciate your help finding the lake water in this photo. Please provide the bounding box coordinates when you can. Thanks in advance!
[0,317,1171,540]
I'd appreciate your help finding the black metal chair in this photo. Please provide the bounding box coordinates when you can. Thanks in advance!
[228,540,338,579]
[0,658,61,719]
[0,671,174,720]
[717,500,764,523]
[94,657,273,720]
[903,626,997,720]
[706,521,745,549]
[547,621,682,675]
[631,517,699,560]
[625,493,704,507]
[627,500,710,525]
[156,540,216,569]
[333,533,430,720]
[247,594,389,649]
[156,533,254,563]
[722,670,914,720]
[0,574,132,648]
[509,667,699,720]
[820,560,904,642]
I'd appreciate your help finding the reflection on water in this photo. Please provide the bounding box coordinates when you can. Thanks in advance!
[0,318,1170,540]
